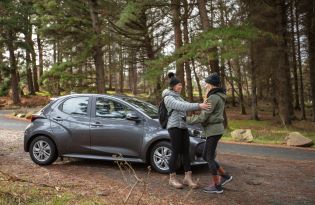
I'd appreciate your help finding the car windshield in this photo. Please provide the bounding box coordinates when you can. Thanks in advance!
[123,98,158,119]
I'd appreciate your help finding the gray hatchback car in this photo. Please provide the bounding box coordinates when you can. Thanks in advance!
[24,94,206,173]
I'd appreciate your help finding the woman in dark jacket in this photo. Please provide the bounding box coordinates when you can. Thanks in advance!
[187,73,232,194]
[162,72,209,189]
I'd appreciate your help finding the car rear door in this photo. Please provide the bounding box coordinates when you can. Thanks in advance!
[50,96,91,154]
[89,96,144,158]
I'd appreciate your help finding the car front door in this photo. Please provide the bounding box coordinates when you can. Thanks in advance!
[50,96,91,154]
[90,96,144,158]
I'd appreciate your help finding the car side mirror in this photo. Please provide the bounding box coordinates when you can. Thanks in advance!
[126,112,140,121]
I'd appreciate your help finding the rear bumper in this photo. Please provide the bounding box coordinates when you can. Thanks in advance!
[24,123,33,152]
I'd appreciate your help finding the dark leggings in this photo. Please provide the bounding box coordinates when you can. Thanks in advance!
[168,128,191,173]
[203,135,222,175]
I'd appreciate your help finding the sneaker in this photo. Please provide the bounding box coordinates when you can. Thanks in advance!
[220,175,233,186]
[203,185,223,194]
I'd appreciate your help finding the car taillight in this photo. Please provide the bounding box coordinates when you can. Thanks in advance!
[31,115,45,122]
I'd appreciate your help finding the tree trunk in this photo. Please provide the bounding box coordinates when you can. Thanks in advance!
[0,49,2,85]
[197,0,220,74]
[129,49,137,95]
[172,0,186,98]
[271,76,277,117]
[78,65,83,89]
[295,0,306,119]
[227,60,236,107]
[250,43,259,120]
[30,46,39,92]
[108,40,113,90]
[183,0,193,101]
[89,0,106,93]
[37,32,44,84]
[275,0,292,125]
[26,51,35,95]
[235,58,246,115]
[57,41,62,63]
[192,59,203,102]
[25,27,39,92]
[289,1,300,110]
[306,0,315,121]
[7,31,20,104]
[119,45,124,93]
[53,42,57,64]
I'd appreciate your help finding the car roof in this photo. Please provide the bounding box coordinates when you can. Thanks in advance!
[53,93,130,100]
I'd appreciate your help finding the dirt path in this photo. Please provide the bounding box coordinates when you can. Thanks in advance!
[0,129,315,204]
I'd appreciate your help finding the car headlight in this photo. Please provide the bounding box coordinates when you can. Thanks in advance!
[188,128,202,137]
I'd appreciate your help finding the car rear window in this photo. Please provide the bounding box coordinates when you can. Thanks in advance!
[61,97,89,116]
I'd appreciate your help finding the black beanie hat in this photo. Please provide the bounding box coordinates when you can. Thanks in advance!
[205,72,220,86]
[168,72,181,88]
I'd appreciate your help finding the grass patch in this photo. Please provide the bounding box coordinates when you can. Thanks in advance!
[223,119,315,146]
[0,176,108,205]
[35,91,51,97]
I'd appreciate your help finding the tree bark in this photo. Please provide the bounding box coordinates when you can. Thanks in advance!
[26,51,35,95]
[275,0,292,125]
[7,31,20,104]
[250,43,259,120]
[227,60,236,107]
[192,59,203,102]
[183,0,193,101]
[37,32,44,82]
[0,49,3,85]
[25,26,39,92]
[30,45,39,92]
[172,0,186,98]
[295,0,306,119]
[129,49,137,95]
[108,39,113,90]
[53,42,57,64]
[289,1,300,110]
[88,0,106,93]
[197,0,220,74]
[306,0,315,121]
[235,58,246,115]
[271,76,277,117]
[119,45,124,93]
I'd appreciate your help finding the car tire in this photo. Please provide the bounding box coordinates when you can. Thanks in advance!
[29,136,58,165]
[150,141,182,174]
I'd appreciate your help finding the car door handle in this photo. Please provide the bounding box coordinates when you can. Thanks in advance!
[91,122,103,127]
[52,117,63,122]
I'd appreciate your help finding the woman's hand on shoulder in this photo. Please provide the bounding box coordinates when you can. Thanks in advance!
[199,102,211,110]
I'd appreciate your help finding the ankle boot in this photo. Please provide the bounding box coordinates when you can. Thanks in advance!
[183,171,198,189]
[169,173,183,189]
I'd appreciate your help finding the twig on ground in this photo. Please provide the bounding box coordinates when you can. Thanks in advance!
[0,170,57,189]
[124,180,139,204]
[114,156,152,205]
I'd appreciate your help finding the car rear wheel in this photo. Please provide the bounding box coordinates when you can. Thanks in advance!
[29,136,57,165]
[150,141,172,174]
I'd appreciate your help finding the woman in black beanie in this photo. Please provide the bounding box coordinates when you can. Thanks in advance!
[162,72,209,189]
[187,72,232,194]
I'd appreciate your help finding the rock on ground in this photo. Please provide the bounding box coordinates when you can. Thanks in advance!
[285,132,314,147]
[231,129,254,142]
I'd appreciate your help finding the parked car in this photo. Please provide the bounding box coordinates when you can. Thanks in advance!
[24,94,206,173]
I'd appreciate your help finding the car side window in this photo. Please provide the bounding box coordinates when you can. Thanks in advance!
[95,97,132,118]
[61,97,89,116]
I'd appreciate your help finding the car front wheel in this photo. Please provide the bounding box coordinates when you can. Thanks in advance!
[29,136,57,165]
[150,141,174,174]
